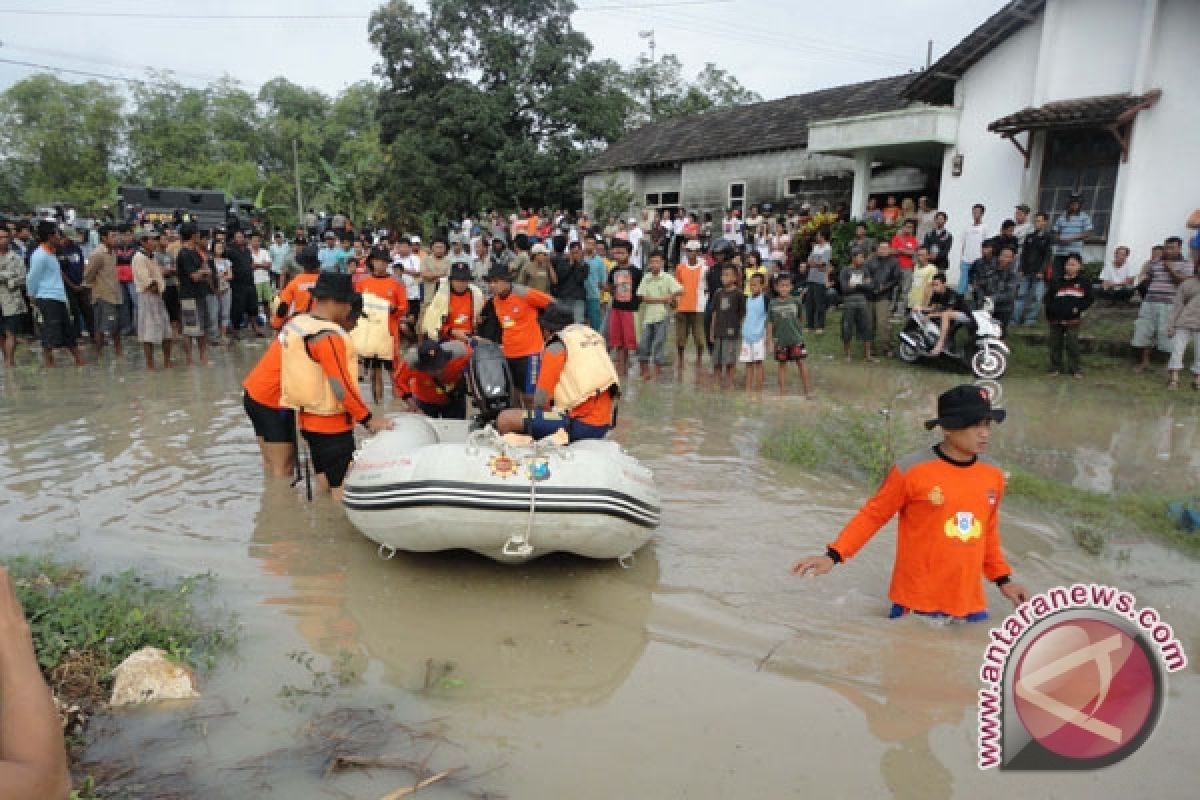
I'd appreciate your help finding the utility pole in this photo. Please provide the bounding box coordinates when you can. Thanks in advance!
[293,139,303,221]
[926,39,933,69]
[639,29,657,120]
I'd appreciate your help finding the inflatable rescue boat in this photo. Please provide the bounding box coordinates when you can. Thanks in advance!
[342,415,660,563]
[342,339,659,563]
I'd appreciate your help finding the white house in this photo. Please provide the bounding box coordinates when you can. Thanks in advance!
[808,0,1199,265]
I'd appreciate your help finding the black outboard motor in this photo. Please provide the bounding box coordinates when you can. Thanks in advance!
[467,339,513,428]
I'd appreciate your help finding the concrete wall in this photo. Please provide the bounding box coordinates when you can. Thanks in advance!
[1040,0,1143,102]
[1107,0,1200,261]
[680,150,855,215]
[937,15,1043,257]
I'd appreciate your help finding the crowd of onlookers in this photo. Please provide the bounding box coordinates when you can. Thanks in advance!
[2,199,1199,392]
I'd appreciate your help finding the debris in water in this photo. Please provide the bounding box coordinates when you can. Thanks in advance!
[109,647,200,706]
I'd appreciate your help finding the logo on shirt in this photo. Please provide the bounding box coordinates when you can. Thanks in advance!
[945,511,982,542]
[929,486,945,506]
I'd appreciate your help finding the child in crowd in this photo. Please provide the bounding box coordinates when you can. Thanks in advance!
[742,251,767,296]
[710,263,745,390]
[839,251,876,362]
[740,273,768,392]
[766,274,813,397]
[636,251,682,380]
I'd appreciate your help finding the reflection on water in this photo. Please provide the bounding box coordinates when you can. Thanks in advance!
[2,352,1199,797]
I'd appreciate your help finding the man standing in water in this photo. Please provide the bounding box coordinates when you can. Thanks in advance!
[280,273,392,503]
[792,385,1030,620]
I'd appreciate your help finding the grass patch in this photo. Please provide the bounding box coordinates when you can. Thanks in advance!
[1004,468,1198,554]
[3,555,237,764]
[763,405,920,485]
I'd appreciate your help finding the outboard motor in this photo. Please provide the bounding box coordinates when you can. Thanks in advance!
[467,339,513,428]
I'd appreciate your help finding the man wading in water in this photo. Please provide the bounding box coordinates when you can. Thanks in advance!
[792,385,1030,621]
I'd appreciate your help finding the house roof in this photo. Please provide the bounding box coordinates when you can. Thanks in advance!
[988,90,1162,134]
[905,0,1046,105]
[581,74,917,174]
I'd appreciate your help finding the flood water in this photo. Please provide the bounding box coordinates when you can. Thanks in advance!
[1,347,1199,799]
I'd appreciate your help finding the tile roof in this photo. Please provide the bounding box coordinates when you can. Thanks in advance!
[988,91,1161,133]
[905,0,1046,105]
[582,74,918,174]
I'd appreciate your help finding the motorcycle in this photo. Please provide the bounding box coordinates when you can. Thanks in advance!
[897,298,1009,380]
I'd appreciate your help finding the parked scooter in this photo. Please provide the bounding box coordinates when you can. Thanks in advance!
[897,298,1009,379]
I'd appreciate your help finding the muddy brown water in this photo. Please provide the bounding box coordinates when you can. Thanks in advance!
[1,349,1198,798]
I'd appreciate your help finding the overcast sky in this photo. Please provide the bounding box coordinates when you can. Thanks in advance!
[0,0,1010,101]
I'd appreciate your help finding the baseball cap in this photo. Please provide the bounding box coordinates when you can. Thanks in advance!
[1015,203,1030,213]
[531,243,549,255]
[685,240,702,251]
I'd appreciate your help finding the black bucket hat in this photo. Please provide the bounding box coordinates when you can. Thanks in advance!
[449,262,472,282]
[925,385,1007,431]
[485,262,513,282]
[415,338,452,372]
[539,304,575,334]
[310,272,356,303]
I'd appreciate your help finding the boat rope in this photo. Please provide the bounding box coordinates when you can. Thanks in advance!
[501,436,571,559]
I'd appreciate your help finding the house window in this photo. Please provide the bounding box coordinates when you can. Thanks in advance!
[661,191,680,206]
[1037,129,1122,240]
[785,177,805,196]
[645,192,660,207]
[729,182,745,211]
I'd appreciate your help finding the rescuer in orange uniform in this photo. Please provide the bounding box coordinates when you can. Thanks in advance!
[394,338,472,419]
[791,385,1030,620]
[272,245,321,330]
[278,272,392,503]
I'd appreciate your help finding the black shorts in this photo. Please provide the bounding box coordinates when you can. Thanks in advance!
[506,354,542,395]
[301,429,356,489]
[35,298,77,350]
[162,284,181,323]
[774,343,808,363]
[0,312,22,336]
[243,391,296,444]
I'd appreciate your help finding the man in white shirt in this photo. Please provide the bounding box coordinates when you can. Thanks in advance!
[957,203,989,294]
[627,218,644,268]
[249,231,274,315]
[1098,245,1137,304]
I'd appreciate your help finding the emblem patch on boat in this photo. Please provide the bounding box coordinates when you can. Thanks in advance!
[526,457,551,482]
[488,454,520,478]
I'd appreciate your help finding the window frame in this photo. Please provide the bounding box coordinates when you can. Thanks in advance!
[728,181,746,211]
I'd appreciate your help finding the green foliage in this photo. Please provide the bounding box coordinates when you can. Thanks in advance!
[763,406,918,485]
[587,176,636,221]
[622,55,762,126]
[0,74,123,212]
[369,0,634,217]
[828,219,901,267]
[278,649,361,707]
[3,556,236,676]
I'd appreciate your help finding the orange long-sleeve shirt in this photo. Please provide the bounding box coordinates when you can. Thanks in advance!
[273,272,319,329]
[242,338,284,408]
[536,346,614,428]
[297,332,372,434]
[357,274,408,340]
[828,447,1011,618]
[492,287,552,358]
[394,352,472,406]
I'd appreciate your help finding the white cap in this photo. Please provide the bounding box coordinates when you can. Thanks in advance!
[627,217,638,224]
[410,235,421,244]
[531,243,549,255]
[685,240,702,251]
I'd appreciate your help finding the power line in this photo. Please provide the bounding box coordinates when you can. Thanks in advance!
[0,1,735,20]
[1,44,223,84]
[0,56,157,86]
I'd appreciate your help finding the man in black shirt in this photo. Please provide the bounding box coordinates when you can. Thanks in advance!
[175,225,212,366]
[552,241,590,325]
[1014,211,1053,325]
[226,229,264,338]
[925,273,970,356]
[922,211,953,271]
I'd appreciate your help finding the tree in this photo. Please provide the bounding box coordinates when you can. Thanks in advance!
[369,0,630,220]
[0,74,123,211]
[587,176,636,222]
[621,57,762,127]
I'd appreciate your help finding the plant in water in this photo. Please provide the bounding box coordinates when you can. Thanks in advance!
[279,649,362,705]
[763,404,919,485]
